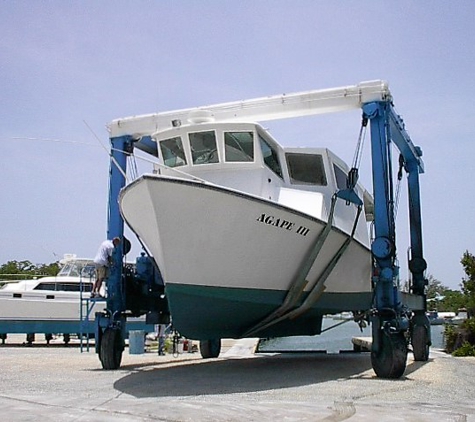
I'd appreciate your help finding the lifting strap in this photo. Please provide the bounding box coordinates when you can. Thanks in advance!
[241,196,338,337]
[242,200,363,338]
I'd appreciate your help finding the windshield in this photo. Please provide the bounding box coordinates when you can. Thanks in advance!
[225,131,254,162]
[189,131,219,165]
[259,135,283,178]
[160,137,187,168]
[57,261,95,278]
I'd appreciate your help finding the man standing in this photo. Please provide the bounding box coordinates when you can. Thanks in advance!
[92,237,121,297]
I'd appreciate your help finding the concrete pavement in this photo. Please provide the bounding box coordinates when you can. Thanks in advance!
[0,338,474,421]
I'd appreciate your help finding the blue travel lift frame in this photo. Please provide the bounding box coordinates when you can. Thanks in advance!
[364,101,430,378]
[97,100,429,378]
[95,134,158,369]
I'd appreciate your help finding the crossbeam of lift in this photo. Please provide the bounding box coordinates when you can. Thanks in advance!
[100,80,429,377]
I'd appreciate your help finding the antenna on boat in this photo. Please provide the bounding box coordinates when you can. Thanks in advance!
[9,136,97,147]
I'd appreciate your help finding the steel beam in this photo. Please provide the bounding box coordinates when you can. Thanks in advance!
[106,135,133,316]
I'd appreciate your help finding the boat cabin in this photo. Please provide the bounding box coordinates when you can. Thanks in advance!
[0,258,96,294]
[151,122,372,244]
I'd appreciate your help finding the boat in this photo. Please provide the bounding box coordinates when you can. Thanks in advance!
[426,310,468,326]
[118,83,379,341]
[0,253,155,342]
[0,254,96,319]
[450,309,469,325]
[0,254,106,339]
[426,311,450,325]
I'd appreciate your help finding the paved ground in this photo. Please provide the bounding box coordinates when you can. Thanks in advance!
[0,337,474,421]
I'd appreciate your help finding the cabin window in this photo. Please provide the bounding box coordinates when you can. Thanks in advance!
[224,131,254,162]
[81,265,96,279]
[57,263,76,277]
[67,265,81,278]
[259,135,283,178]
[333,164,348,190]
[34,283,56,291]
[160,137,187,168]
[286,153,327,186]
[189,131,219,165]
[58,283,92,292]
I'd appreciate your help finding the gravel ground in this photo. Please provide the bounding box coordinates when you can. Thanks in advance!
[0,337,474,421]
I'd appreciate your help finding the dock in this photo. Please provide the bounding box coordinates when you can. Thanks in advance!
[352,336,372,352]
[1,338,474,421]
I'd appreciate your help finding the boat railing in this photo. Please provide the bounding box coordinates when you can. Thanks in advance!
[123,148,208,184]
[151,161,208,182]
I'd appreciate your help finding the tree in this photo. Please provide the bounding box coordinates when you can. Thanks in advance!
[0,260,59,282]
[443,252,475,356]
[460,250,475,316]
[426,274,448,299]
[0,260,35,280]
[437,290,466,313]
[36,262,60,276]
[424,274,466,313]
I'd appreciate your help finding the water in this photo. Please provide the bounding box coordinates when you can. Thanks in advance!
[258,317,445,352]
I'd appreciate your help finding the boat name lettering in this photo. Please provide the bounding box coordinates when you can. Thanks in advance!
[256,214,310,236]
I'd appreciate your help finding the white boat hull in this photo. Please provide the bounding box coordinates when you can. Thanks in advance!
[120,175,372,339]
[0,293,98,321]
[0,293,151,335]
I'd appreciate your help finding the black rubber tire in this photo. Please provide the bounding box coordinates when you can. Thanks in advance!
[371,331,407,379]
[412,324,430,361]
[100,328,123,370]
[200,339,221,358]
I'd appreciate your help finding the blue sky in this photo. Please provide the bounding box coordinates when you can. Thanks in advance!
[1,1,474,290]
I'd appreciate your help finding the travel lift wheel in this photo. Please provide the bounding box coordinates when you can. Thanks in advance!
[100,328,124,370]
[411,324,430,361]
[199,339,221,358]
[371,330,407,379]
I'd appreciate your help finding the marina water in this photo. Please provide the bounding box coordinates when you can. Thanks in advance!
[258,317,446,352]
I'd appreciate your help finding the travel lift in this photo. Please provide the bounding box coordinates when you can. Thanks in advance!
[96,80,430,378]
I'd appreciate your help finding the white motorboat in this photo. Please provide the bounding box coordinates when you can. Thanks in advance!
[0,254,98,325]
[117,82,384,340]
[427,310,468,326]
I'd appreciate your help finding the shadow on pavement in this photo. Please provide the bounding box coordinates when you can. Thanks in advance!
[403,357,433,377]
[114,352,373,397]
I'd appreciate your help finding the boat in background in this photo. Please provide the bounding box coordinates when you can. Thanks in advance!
[118,84,382,342]
[427,309,468,325]
[0,254,101,340]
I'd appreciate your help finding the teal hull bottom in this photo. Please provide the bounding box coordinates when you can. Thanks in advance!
[165,283,372,340]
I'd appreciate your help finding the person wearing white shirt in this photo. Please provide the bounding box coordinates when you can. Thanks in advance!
[92,237,121,297]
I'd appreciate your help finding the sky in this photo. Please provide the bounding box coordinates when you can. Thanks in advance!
[1,1,474,290]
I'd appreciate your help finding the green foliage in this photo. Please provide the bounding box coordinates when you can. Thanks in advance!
[0,260,34,274]
[444,324,458,353]
[0,260,59,282]
[437,290,466,313]
[427,250,475,315]
[424,274,465,312]
[426,274,447,298]
[461,251,475,316]
[35,262,60,276]
[462,317,475,335]
[452,342,475,357]
[445,318,475,356]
